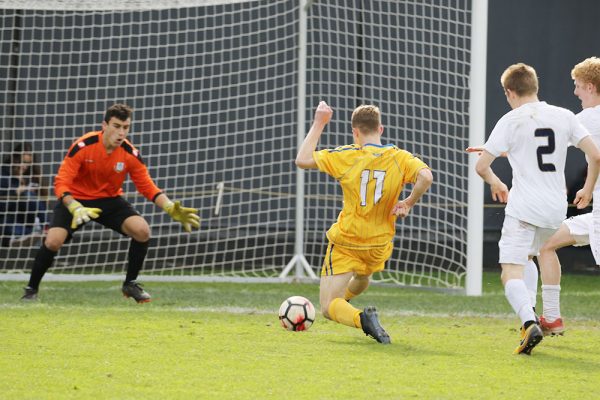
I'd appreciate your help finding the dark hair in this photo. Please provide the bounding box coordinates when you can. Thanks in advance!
[2,142,47,196]
[3,142,33,166]
[103,103,133,123]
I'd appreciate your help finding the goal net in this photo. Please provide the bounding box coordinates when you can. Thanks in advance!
[303,1,473,290]
[0,0,478,291]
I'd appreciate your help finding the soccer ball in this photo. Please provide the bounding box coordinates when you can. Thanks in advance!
[278,296,316,331]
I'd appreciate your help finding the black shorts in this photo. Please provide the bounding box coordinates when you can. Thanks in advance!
[50,196,142,238]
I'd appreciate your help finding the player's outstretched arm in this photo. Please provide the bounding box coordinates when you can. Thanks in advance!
[465,146,485,155]
[391,168,433,218]
[155,194,200,233]
[474,150,508,203]
[295,101,333,169]
[575,136,600,209]
[466,146,508,157]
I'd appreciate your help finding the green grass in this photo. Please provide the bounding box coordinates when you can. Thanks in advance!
[2,272,600,399]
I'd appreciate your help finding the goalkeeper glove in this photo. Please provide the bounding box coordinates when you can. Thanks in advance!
[67,200,102,229]
[162,200,200,233]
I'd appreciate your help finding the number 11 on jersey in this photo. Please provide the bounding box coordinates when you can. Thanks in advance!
[360,169,386,206]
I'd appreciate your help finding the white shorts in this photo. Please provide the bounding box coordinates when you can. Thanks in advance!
[563,213,592,246]
[498,215,557,266]
[563,208,600,264]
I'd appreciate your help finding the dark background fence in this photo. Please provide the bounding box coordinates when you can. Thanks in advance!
[485,0,600,272]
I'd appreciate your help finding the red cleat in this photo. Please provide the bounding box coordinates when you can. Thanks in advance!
[539,315,565,336]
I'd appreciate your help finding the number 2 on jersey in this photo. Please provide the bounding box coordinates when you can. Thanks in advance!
[360,169,386,206]
[535,128,556,172]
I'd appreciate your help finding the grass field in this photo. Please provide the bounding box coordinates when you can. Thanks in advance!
[2,272,600,399]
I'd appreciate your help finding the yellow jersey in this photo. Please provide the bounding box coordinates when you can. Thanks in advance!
[314,143,429,249]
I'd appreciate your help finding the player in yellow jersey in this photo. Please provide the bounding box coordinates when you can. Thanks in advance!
[296,101,433,344]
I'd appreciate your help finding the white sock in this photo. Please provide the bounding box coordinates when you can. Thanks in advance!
[523,259,538,309]
[542,284,561,321]
[505,279,536,325]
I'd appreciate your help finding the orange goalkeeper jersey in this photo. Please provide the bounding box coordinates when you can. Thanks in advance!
[54,131,162,202]
[314,143,429,249]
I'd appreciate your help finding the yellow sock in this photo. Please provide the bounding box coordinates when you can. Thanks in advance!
[344,287,358,301]
[328,298,362,328]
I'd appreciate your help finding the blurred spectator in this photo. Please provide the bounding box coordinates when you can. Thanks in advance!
[0,143,49,246]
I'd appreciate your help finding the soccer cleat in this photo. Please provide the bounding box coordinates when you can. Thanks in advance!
[360,306,391,344]
[539,315,565,336]
[122,281,151,303]
[21,286,38,301]
[513,323,543,355]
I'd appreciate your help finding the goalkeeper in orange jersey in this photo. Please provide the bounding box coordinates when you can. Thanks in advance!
[296,101,433,344]
[21,104,200,302]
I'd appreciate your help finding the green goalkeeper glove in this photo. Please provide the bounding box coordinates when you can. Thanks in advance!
[67,200,102,229]
[162,201,200,233]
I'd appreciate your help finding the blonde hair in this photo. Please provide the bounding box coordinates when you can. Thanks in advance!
[351,105,381,134]
[500,63,539,96]
[571,57,600,94]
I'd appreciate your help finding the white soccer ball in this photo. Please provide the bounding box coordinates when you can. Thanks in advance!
[278,295,316,331]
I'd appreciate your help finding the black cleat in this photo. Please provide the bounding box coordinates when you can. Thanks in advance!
[122,281,151,303]
[21,286,38,301]
[360,306,391,344]
[514,323,543,355]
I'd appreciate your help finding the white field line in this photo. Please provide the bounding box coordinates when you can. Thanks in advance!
[2,303,600,323]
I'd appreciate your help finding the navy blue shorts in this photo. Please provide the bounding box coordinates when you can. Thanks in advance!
[50,196,142,238]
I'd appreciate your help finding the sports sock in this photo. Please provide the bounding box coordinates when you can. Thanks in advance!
[344,287,358,302]
[125,239,149,283]
[328,297,362,328]
[27,244,57,290]
[523,259,538,308]
[541,284,561,322]
[504,279,536,325]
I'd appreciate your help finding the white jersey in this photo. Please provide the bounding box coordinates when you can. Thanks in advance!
[572,104,600,265]
[577,105,600,194]
[485,101,590,229]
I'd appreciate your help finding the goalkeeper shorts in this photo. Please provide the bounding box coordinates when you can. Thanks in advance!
[50,196,141,239]
[321,241,393,276]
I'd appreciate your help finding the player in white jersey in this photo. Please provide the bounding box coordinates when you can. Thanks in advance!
[471,63,600,355]
[537,57,600,336]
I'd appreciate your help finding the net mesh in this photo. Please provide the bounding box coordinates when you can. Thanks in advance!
[304,1,471,288]
[0,0,472,289]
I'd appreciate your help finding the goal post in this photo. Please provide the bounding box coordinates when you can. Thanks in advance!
[466,0,488,296]
[0,0,484,294]
[278,0,316,281]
